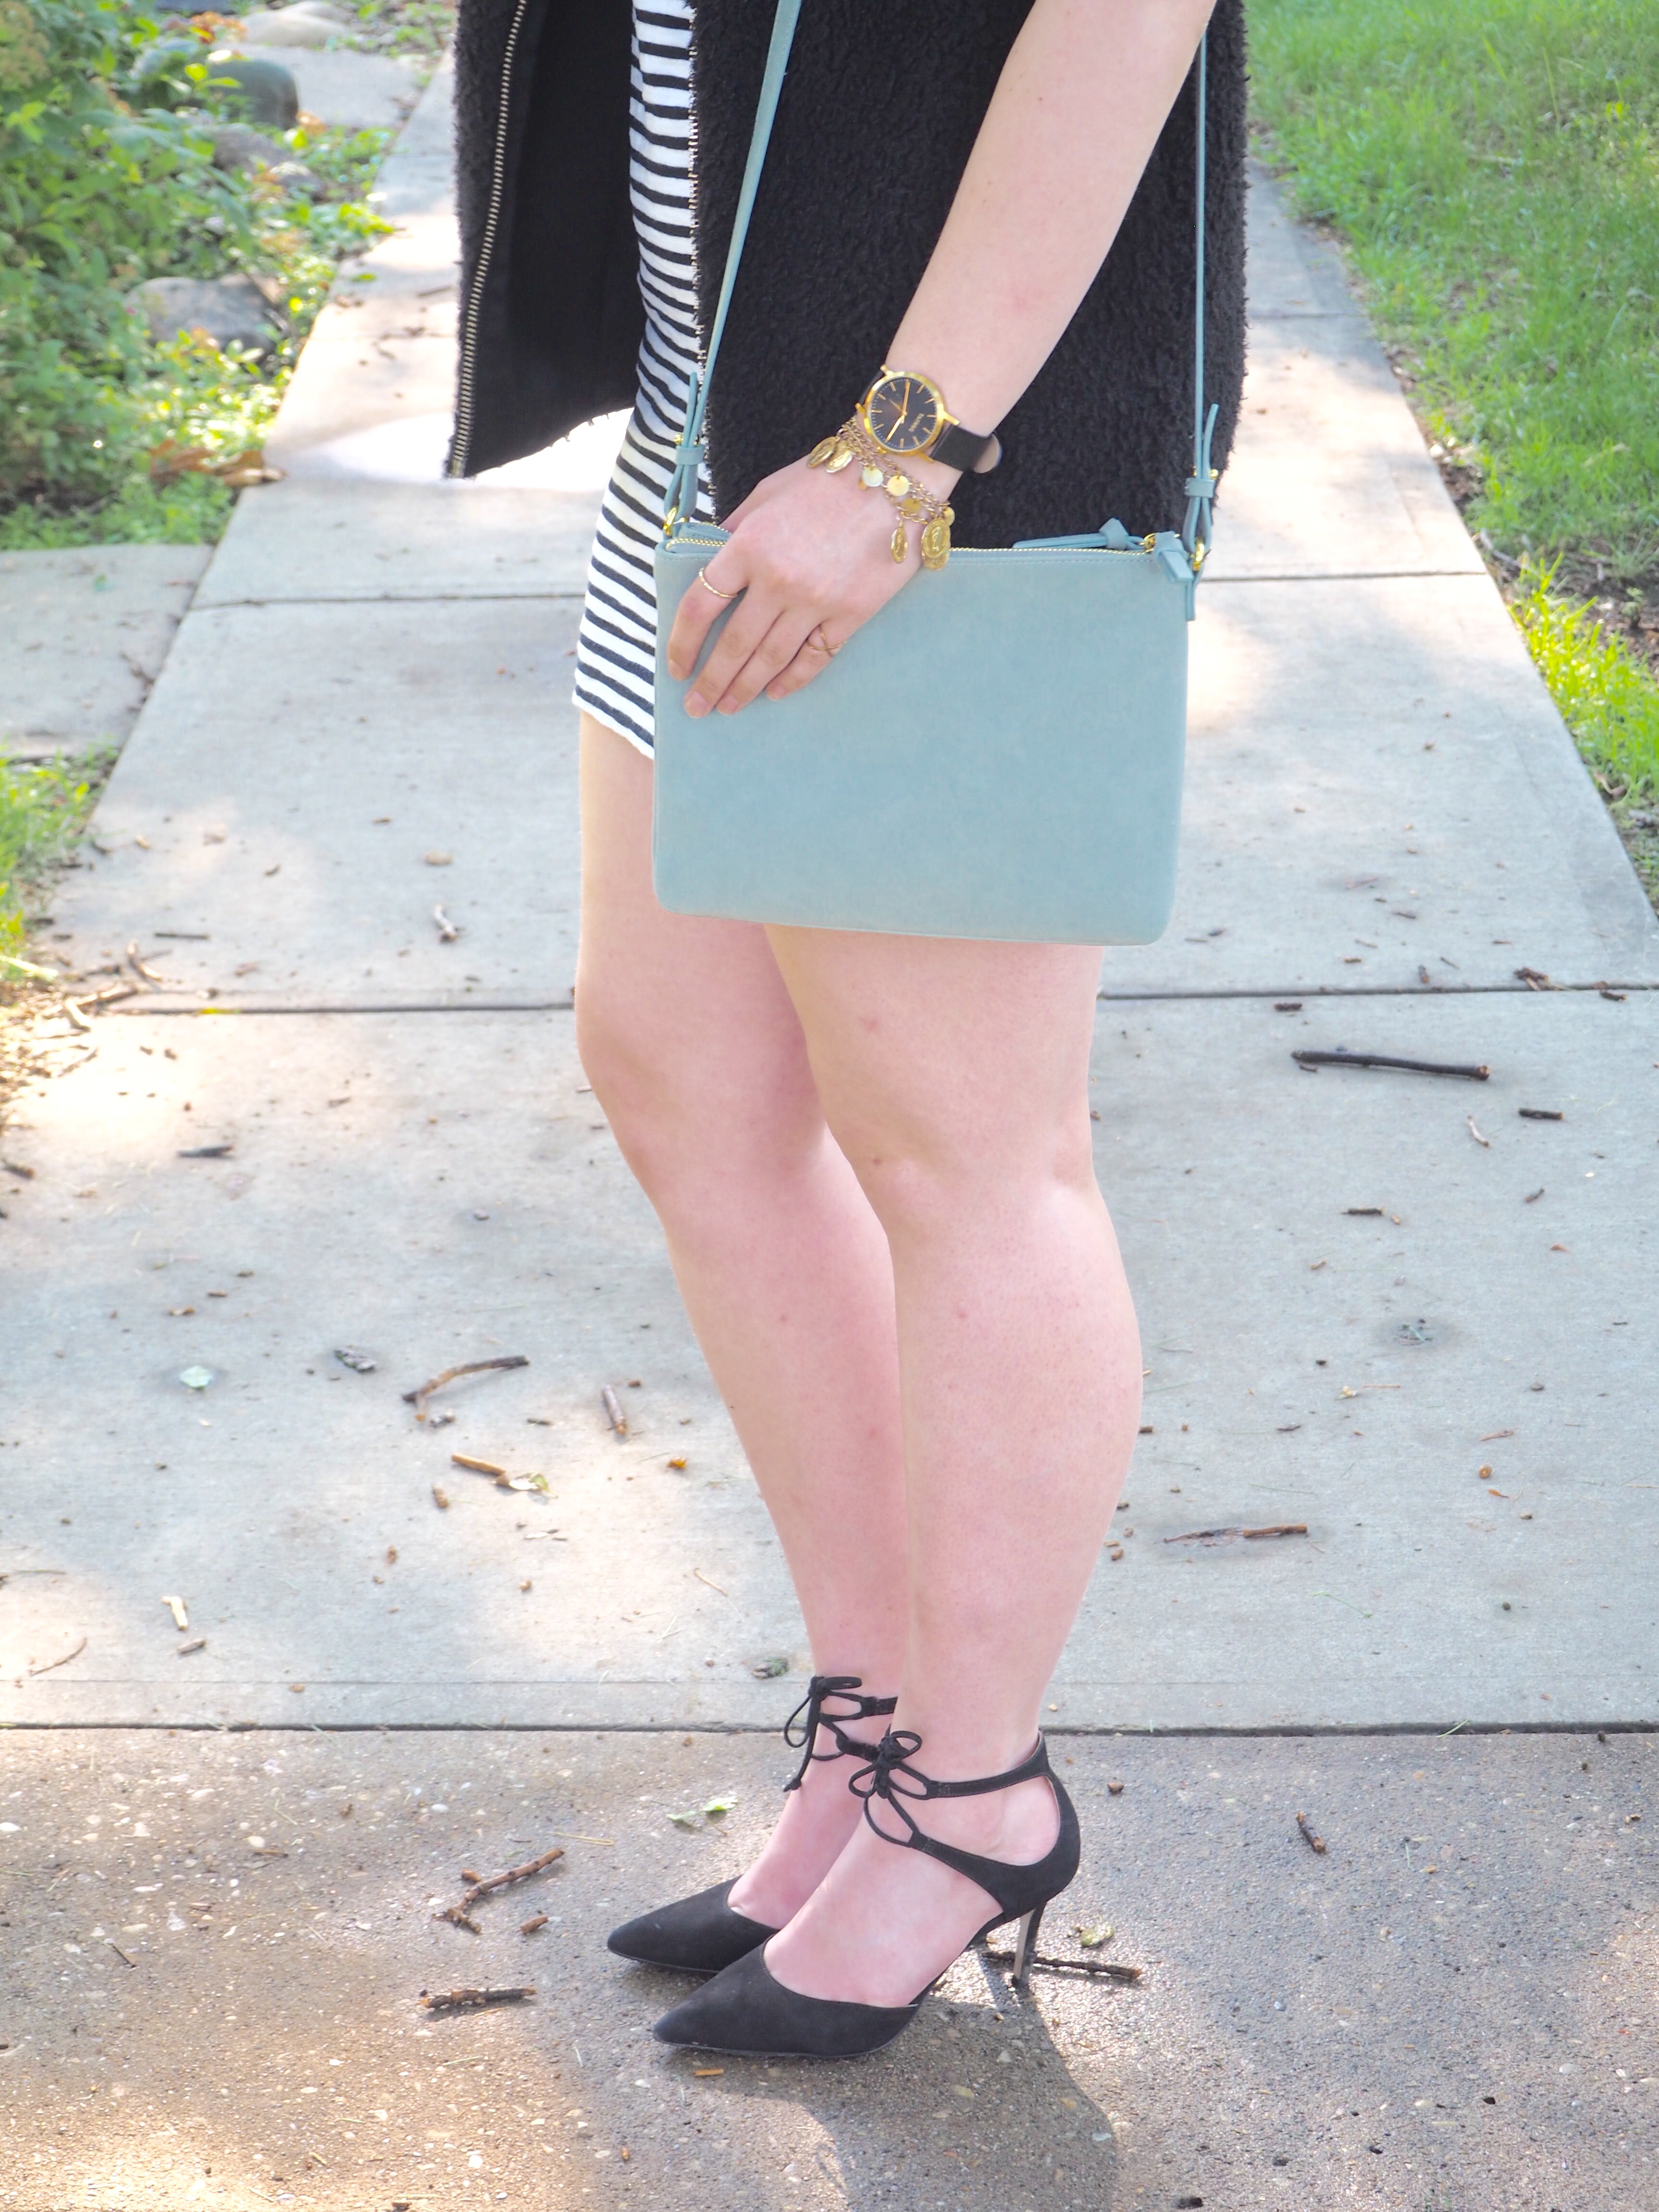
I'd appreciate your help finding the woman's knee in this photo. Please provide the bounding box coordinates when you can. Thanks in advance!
[824,1089,1098,1247]
[575,969,823,1202]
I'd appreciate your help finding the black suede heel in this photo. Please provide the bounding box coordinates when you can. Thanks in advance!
[652,1727,1080,2057]
[605,1676,897,1976]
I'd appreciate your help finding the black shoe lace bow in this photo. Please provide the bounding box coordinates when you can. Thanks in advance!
[781,1674,897,1794]
[849,1728,1053,1849]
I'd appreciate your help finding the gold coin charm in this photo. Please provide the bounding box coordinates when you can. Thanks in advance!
[860,462,886,490]
[825,441,855,473]
[891,522,908,564]
[900,495,926,521]
[919,515,951,570]
[807,436,839,469]
[885,472,910,498]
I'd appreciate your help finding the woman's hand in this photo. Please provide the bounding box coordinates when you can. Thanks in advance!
[665,453,957,717]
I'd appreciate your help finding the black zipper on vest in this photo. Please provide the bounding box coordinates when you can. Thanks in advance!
[448,0,534,478]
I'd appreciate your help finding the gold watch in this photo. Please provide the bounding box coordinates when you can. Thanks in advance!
[857,368,1001,473]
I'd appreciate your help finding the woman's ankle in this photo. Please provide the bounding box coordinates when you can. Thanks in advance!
[897,1771,1059,1863]
[726,1758,866,1923]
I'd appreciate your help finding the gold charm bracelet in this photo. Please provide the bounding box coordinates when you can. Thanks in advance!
[806,418,954,568]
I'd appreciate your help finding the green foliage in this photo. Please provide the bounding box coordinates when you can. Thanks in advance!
[1249,0,1659,581]
[1511,561,1659,799]
[341,0,452,57]
[0,746,113,958]
[0,465,228,544]
[0,0,389,538]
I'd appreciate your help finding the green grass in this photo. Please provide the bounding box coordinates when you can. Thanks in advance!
[0,746,113,974]
[1249,0,1659,580]
[1511,560,1659,801]
[1249,0,1659,871]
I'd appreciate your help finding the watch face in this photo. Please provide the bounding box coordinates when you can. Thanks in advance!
[863,372,943,455]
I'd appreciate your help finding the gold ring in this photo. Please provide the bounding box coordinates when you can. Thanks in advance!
[808,624,842,657]
[697,566,740,601]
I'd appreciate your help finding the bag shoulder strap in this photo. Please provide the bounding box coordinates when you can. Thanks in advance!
[1181,31,1220,566]
[663,1,1214,570]
[661,0,803,532]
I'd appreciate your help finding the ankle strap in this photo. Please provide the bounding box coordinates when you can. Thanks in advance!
[781,1675,899,1794]
[850,1729,1051,1812]
[848,1729,1056,1898]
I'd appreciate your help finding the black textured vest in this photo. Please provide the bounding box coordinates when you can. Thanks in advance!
[450,0,1247,546]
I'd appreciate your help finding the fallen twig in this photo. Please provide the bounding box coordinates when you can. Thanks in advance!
[1515,967,1554,990]
[1293,1049,1489,1081]
[1163,1524,1307,1545]
[162,1594,189,1630]
[402,1356,529,1422]
[601,1384,627,1436]
[520,1913,549,1936]
[418,1986,535,2011]
[105,1940,136,1968]
[435,1906,481,1934]
[449,1452,548,1495]
[1518,1107,1563,1121]
[178,1144,233,1159]
[1296,1812,1327,1855]
[981,1940,1142,1984]
[693,1567,729,1596]
[126,941,167,986]
[1467,1115,1490,1147]
[27,1635,87,1676]
[459,1846,564,1908]
[433,904,460,942]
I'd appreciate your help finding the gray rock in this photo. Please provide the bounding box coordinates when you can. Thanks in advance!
[235,6,337,47]
[209,122,284,173]
[203,52,300,128]
[266,158,324,196]
[128,275,281,354]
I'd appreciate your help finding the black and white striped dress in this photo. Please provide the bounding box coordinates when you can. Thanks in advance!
[572,0,711,757]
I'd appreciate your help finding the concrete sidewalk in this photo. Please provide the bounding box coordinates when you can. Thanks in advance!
[1,1729,1651,2211]
[3,59,1656,2210]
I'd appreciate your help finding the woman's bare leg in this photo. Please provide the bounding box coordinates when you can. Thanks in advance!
[575,716,909,1923]
[757,924,1142,2007]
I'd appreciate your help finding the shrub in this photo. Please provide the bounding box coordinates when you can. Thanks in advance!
[0,0,388,535]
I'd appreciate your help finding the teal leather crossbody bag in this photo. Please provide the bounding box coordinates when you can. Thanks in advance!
[652,0,1218,946]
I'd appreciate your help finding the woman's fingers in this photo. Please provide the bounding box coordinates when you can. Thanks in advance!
[706,612,825,714]
[683,593,788,717]
[666,452,922,709]
[665,553,745,683]
[764,624,843,702]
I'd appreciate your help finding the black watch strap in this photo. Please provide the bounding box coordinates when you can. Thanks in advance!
[933,421,1001,473]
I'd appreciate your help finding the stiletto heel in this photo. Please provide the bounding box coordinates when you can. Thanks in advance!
[1010,1898,1046,1988]
[652,1726,1081,2058]
[606,1676,896,1976]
